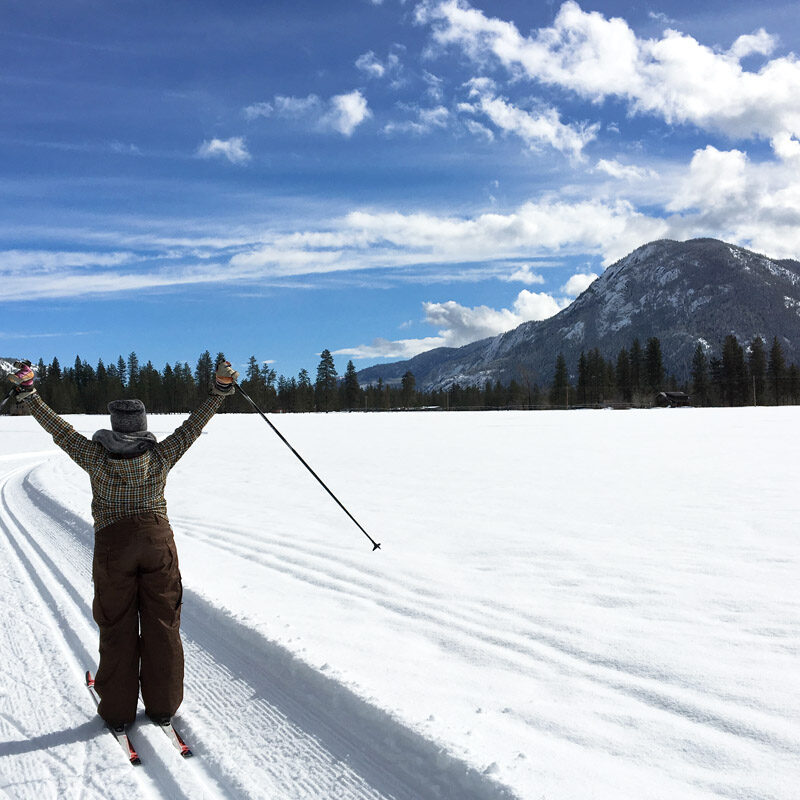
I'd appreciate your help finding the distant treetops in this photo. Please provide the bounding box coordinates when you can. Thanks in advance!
[2,335,797,415]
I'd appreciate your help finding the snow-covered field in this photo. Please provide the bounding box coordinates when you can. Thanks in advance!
[1,406,798,800]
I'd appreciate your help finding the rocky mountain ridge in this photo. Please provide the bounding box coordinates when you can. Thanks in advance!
[357,238,800,390]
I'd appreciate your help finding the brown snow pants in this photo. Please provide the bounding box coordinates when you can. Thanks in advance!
[91,513,183,724]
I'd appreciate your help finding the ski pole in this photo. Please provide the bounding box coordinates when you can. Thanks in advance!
[234,382,382,552]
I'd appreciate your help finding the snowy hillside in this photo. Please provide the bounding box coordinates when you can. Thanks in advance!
[358,238,800,389]
[1,408,799,799]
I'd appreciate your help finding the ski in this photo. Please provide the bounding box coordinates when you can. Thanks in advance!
[152,717,193,758]
[85,670,142,766]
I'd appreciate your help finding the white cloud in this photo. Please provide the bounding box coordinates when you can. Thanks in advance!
[463,119,494,142]
[324,90,372,136]
[661,145,800,258]
[667,146,749,213]
[594,158,656,182]
[335,289,569,360]
[196,137,251,164]
[503,264,545,284]
[341,198,668,265]
[462,78,598,160]
[423,71,444,101]
[356,51,386,78]
[419,0,800,152]
[274,94,322,116]
[0,250,136,274]
[108,141,142,155]
[243,101,274,120]
[333,335,445,361]
[561,272,599,296]
[727,29,776,61]
[0,329,98,340]
[6,147,800,303]
[648,11,676,26]
[383,104,449,136]
[771,133,800,163]
[246,91,370,136]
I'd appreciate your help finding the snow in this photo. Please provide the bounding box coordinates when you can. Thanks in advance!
[561,320,586,342]
[1,407,799,799]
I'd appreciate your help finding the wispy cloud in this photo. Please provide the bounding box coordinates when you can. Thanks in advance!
[4,138,800,303]
[0,250,137,274]
[243,90,371,136]
[243,101,273,120]
[0,329,99,340]
[355,50,387,78]
[383,104,450,136]
[196,136,251,164]
[460,78,598,160]
[594,158,656,182]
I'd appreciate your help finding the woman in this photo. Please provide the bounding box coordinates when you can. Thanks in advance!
[8,357,238,730]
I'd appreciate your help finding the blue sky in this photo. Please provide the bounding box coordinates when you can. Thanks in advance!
[2,0,799,380]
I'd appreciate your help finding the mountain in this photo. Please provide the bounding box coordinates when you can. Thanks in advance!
[357,238,800,390]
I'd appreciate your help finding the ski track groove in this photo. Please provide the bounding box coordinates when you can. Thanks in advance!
[0,464,222,800]
[4,461,521,800]
[174,514,800,759]
[0,465,149,800]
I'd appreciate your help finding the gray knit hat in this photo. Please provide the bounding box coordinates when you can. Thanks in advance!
[108,399,147,433]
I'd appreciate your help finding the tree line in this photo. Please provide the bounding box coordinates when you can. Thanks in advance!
[2,335,799,416]
[547,335,799,408]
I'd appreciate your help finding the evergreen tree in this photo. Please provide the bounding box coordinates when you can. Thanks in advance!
[550,353,570,407]
[401,370,416,407]
[140,360,163,411]
[644,337,665,393]
[577,352,588,404]
[709,356,723,405]
[259,364,277,411]
[314,350,338,411]
[162,363,177,410]
[105,359,125,402]
[788,364,800,404]
[242,356,266,411]
[691,344,710,406]
[721,334,747,406]
[374,377,384,410]
[297,368,314,412]
[195,350,214,400]
[586,348,608,404]
[748,336,767,405]
[276,374,288,408]
[174,362,195,410]
[117,355,128,388]
[343,360,361,409]
[93,359,109,412]
[615,347,632,403]
[629,338,643,397]
[767,337,787,405]
[127,352,140,393]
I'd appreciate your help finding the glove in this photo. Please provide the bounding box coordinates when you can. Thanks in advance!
[211,361,239,396]
[8,360,36,401]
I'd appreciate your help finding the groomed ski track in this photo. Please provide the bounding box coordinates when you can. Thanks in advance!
[0,456,518,800]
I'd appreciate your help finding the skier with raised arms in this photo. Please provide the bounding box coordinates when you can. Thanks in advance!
[7,357,238,753]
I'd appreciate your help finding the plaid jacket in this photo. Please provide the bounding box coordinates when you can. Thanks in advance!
[26,393,224,531]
